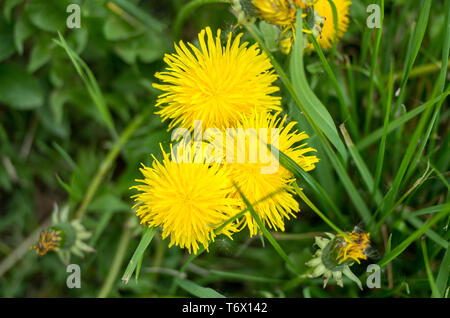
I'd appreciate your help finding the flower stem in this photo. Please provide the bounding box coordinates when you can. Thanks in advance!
[74,107,153,220]
[292,182,348,239]
[97,222,133,298]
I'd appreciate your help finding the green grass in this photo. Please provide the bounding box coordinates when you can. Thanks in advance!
[0,0,448,298]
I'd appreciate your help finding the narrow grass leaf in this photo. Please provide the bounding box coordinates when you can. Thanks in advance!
[233,181,302,275]
[379,204,450,267]
[122,227,157,284]
[434,244,450,297]
[421,239,440,297]
[54,33,117,138]
[177,279,225,298]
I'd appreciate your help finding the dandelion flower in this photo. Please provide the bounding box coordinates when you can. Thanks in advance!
[306,230,370,289]
[213,112,318,236]
[252,0,316,26]
[131,145,239,254]
[336,230,371,264]
[310,0,351,50]
[252,0,296,26]
[153,27,281,131]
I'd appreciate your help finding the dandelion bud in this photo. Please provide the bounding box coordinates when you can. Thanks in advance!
[31,205,94,264]
[306,229,371,290]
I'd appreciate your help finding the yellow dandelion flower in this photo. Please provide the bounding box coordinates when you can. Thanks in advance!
[252,0,296,26]
[213,112,318,236]
[153,27,281,131]
[131,145,239,254]
[31,229,61,256]
[252,0,316,26]
[311,0,351,50]
[336,230,371,264]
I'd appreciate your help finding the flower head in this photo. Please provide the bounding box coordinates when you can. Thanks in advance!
[32,229,61,255]
[336,230,371,264]
[153,27,281,131]
[31,205,94,264]
[252,0,296,26]
[310,0,351,50]
[213,112,318,236]
[306,231,368,289]
[131,145,239,254]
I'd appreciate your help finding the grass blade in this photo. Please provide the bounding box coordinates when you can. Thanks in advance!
[54,33,117,139]
[210,270,283,284]
[421,239,440,297]
[356,92,449,150]
[379,204,450,268]
[122,227,157,284]
[276,147,347,225]
[434,244,450,297]
[233,181,302,275]
[289,10,348,161]
[177,279,225,298]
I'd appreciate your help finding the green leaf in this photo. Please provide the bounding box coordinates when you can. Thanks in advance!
[28,35,54,73]
[0,64,43,109]
[103,16,142,41]
[435,244,450,298]
[122,227,157,284]
[68,27,89,54]
[290,10,348,162]
[177,279,226,298]
[25,0,71,33]
[0,17,15,62]
[233,181,303,275]
[114,32,168,64]
[403,212,448,248]
[421,239,440,297]
[3,0,24,22]
[379,204,450,267]
[259,21,280,52]
[13,12,34,55]
[356,92,449,150]
[109,0,165,33]
[54,32,118,138]
[209,270,283,284]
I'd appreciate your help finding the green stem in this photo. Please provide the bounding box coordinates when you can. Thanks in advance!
[292,183,348,239]
[393,60,450,83]
[307,33,359,140]
[364,0,384,134]
[98,224,132,298]
[371,62,394,207]
[74,107,153,220]
[0,217,51,277]
[233,182,303,275]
